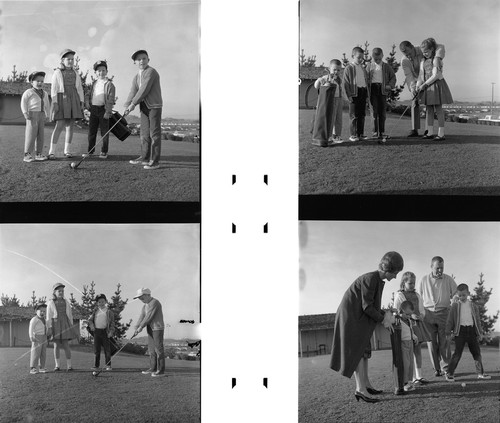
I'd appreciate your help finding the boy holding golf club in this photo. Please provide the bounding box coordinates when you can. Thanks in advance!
[83,61,116,159]
[29,303,48,374]
[88,294,115,371]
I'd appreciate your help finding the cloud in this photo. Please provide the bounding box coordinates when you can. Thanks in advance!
[88,27,97,38]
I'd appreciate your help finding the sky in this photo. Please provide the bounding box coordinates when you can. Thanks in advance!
[300,0,500,102]
[299,221,500,331]
[0,0,200,119]
[0,224,200,339]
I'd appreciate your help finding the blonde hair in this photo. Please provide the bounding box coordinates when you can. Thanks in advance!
[399,271,416,291]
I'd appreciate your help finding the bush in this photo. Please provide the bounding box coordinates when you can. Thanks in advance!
[487,336,499,347]
[119,342,148,355]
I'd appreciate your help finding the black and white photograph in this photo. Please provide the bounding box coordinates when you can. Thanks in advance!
[0,224,200,421]
[299,0,499,195]
[0,0,200,202]
[299,221,499,423]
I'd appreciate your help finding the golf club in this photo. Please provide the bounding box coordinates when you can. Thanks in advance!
[70,110,129,170]
[92,332,137,377]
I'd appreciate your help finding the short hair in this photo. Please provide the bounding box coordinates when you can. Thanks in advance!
[372,47,383,56]
[431,256,444,265]
[421,38,437,52]
[329,59,342,66]
[352,46,364,55]
[400,300,414,312]
[400,271,416,290]
[379,251,404,273]
[457,283,469,292]
[399,41,413,51]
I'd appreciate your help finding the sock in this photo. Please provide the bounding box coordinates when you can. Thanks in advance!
[67,359,72,368]
[48,143,56,155]
[415,367,423,380]
[438,127,444,137]
[55,358,60,368]
[427,126,434,136]
[64,142,71,154]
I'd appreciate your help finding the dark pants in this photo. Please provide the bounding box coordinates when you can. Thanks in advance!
[94,328,111,368]
[424,308,451,372]
[88,105,110,154]
[370,84,387,135]
[140,102,162,165]
[411,97,420,131]
[147,326,165,373]
[349,87,367,136]
[448,326,484,376]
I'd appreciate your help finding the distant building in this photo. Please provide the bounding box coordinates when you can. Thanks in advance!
[0,81,52,125]
[299,65,328,109]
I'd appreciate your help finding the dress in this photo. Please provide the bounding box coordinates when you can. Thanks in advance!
[330,271,385,378]
[53,68,83,120]
[396,290,433,343]
[420,58,453,106]
[52,298,74,340]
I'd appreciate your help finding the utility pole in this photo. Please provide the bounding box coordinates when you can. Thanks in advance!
[492,83,495,114]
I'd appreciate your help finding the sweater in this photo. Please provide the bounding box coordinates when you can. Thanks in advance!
[124,66,163,109]
[85,78,116,114]
[445,300,482,337]
[46,298,73,330]
[418,273,457,311]
[50,67,84,103]
[343,62,370,100]
[20,88,50,118]
[29,316,47,337]
[135,297,165,331]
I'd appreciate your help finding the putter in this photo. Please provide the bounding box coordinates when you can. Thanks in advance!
[70,110,129,170]
[92,332,137,377]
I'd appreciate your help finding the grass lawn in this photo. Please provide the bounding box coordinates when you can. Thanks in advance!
[300,109,500,195]
[0,347,200,422]
[299,346,499,423]
[0,125,199,201]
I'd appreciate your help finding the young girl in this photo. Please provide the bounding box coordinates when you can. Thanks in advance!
[394,271,432,386]
[46,282,79,371]
[416,38,453,140]
[48,49,84,159]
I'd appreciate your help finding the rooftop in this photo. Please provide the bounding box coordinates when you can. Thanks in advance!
[298,313,336,330]
[0,305,84,321]
[0,81,51,96]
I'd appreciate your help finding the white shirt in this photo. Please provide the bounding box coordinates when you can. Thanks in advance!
[354,63,366,87]
[370,62,383,84]
[459,300,474,326]
[95,308,108,329]
[400,319,414,341]
[92,80,106,106]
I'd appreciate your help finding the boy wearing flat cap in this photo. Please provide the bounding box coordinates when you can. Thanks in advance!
[21,72,50,162]
[133,288,166,376]
[83,60,116,159]
[88,293,115,371]
[124,50,163,170]
[29,302,48,374]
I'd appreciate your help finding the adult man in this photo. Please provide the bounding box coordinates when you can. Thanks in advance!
[399,41,445,137]
[132,288,165,377]
[417,256,457,376]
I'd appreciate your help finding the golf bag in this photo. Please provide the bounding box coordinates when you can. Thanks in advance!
[390,316,405,391]
[311,84,337,146]
[109,111,131,141]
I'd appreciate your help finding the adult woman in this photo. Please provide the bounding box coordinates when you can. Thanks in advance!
[330,251,404,403]
[46,282,79,371]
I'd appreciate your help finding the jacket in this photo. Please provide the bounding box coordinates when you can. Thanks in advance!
[21,88,51,118]
[446,300,482,337]
[368,62,396,95]
[50,67,84,103]
[135,297,165,331]
[85,79,116,114]
[124,66,163,109]
[88,307,115,337]
[342,62,370,100]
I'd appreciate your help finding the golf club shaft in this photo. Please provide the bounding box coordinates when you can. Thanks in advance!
[95,333,136,375]
[386,87,428,139]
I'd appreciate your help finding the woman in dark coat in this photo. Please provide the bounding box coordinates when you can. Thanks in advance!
[330,251,404,403]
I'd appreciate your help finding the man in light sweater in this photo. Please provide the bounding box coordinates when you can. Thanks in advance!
[133,288,165,377]
[417,256,457,377]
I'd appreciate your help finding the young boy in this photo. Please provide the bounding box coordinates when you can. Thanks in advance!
[83,60,116,159]
[445,284,491,381]
[312,59,344,146]
[88,294,115,371]
[21,71,50,162]
[124,50,163,170]
[368,48,396,141]
[343,47,370,142]
[29,303,48,374]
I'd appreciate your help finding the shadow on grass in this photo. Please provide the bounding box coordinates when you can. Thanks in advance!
[354,186,500,195]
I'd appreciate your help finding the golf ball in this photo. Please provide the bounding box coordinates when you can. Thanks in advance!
[70,162,76,168]
[92,371,97,376]
[461,383,466,387]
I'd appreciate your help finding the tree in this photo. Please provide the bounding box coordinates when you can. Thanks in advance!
[29,291,47,308]
[1,293,21,307]
[470,273,499,336]
[299,49,317,68]
[0,65,28,83]
[109,283,132,341]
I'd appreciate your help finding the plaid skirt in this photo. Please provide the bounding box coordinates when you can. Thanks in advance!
[420,79,453,106]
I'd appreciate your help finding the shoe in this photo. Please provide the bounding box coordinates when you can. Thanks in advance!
[445,373,455,382]
[349,136,359,142]
[142,369,155,375]
[422,134,434,139]
[394,388,406,395]
[434,370,443,377]
[144,163,160,170]
[54,367,60,372]
[39,368,47,373]
[359,135,368,141]
[35,153,48,161]
[129,157,149,165]
[47,154,56,160]
[413,378,429,385]
[333,137,344,144]
[30,368,38,374]
[354,391,379,403]
[24,153,35,162]
[434,135,445,141]
[407,130,419,137]
[64,153,74,158]
[478,374,491,379]
[91,367,99,371]
[366,387,383,395]
[105,366,112,371]
[312,140,328,147]
[99,153,108,159]
[67,367,74,372]
[151,371,166,378]
[82,153,94,158]
[404,382,415,392]
[371,132,379,139]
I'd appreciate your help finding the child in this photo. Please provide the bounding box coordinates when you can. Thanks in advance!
[416,38,453,141]
[343,47,370,142]
[394,272,432,386]
[368,48,396,140]
[46,282,79,371]
[83,61,116,159]
[48,48,84,159]
[392,301,419,395]
[124,50,163,170]
[312,59,344,146]
[88,294,115,371]
[445,283,491,381]
[29,303,48,374]
[21,71,50,162]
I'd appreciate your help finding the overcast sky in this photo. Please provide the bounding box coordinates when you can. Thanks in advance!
[300,221,500,331]
[300,0,500,102]
[0,224,200,339]
[0,0,199,119]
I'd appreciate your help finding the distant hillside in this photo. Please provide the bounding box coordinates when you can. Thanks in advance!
[129,336,199,345]
[123,114,199,125]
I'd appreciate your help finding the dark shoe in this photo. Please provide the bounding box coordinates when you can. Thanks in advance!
[354,391,380,403]
[434,135,445,141]
[67,367,74,372]
[394,388,406,395]
[54,367,60,372]
[407,130,419,137]
[422,134,434,139]
[434,370,443,377]
[366,387,383,395]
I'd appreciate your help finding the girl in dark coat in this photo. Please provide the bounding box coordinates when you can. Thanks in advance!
[330,251,404,403]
